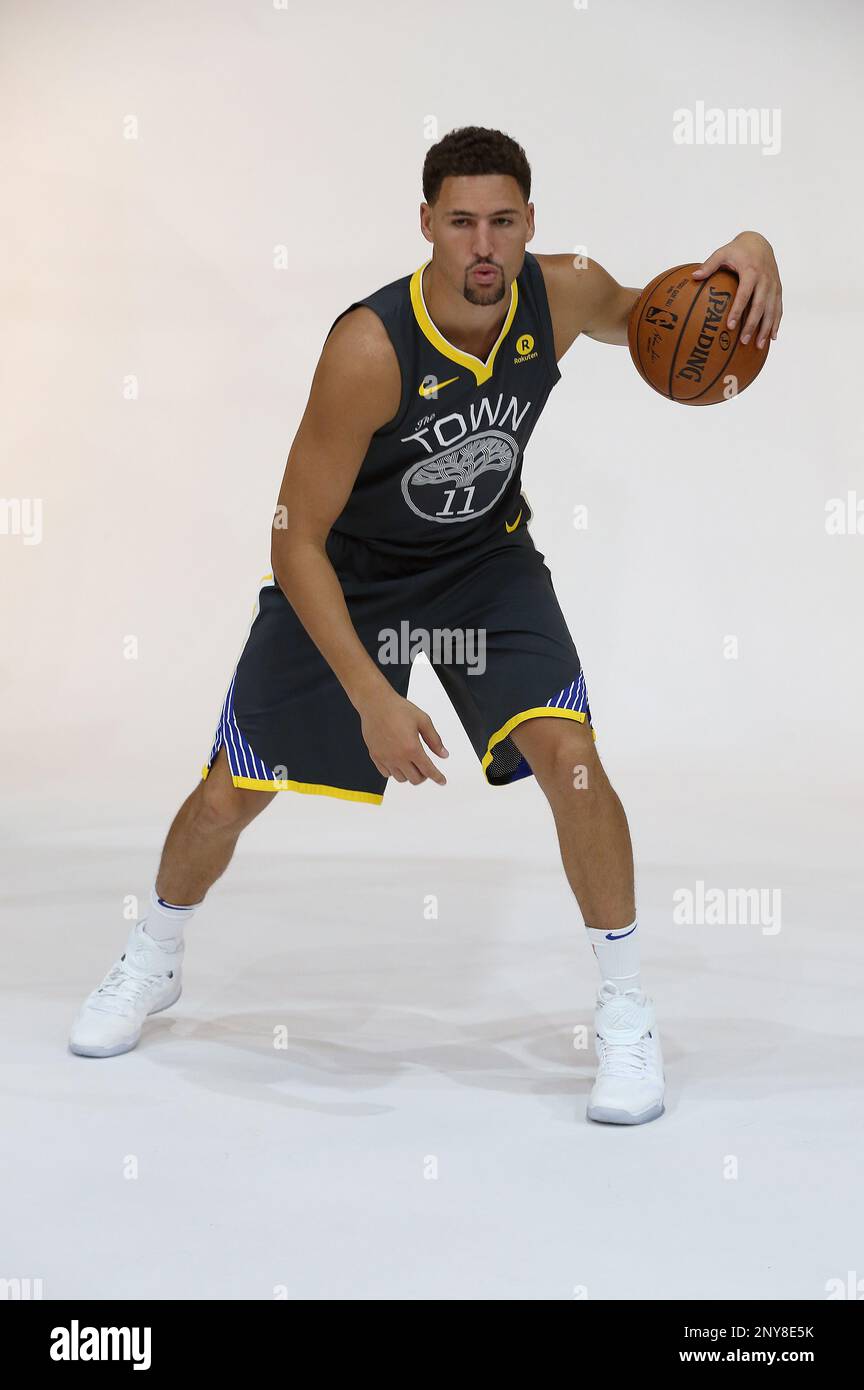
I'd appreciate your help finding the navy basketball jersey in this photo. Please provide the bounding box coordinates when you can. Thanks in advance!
[325,250,561,560]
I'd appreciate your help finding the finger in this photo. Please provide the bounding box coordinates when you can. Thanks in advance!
[418,715,449,757]
[412,749,447,786]
[771,298,783,340]
[398,760,425,786]
[740,294,768,344]
[691,249,726,279]
[727,272,758,330]
[372,759,389,779]
[390,768,407,783]
[755,293,778,348]
[748,293,773,347]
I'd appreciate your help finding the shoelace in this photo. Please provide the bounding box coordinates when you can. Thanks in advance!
[91,961,173,1015]
[596,1033,653,1078]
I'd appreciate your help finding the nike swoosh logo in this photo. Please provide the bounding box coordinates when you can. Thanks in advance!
[418,375,460,398]
[605,925,637,940]
[504,509,523,533]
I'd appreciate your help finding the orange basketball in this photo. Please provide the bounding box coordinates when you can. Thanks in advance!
[627,263,770,405]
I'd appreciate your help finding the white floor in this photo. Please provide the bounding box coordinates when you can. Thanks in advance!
[3,807,862,1300]
[5,0,863,1308]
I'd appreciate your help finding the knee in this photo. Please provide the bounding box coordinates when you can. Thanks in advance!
[550,730,604,795]
[195,775,274,832]
[516,717,604,795]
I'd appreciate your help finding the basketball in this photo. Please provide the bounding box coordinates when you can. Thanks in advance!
[627,263,770,405]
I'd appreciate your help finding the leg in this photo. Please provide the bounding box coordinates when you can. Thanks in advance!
[511,715,664,1124]
[155,745,277,904]
[68,748,276,1059]
[509,716,635,933]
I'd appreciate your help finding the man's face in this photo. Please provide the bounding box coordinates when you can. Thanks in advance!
[421,174,535,305]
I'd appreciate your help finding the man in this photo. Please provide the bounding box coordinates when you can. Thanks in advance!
[69,126,782,1125]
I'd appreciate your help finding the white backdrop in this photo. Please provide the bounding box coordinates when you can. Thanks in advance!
[3,0,864,1306]
[3,0,862,867]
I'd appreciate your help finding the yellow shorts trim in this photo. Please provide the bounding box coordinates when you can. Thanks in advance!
[482,706,597,780]
[200,764,383,804]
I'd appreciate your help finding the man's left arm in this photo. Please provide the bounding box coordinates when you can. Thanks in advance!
[539,231,782,355]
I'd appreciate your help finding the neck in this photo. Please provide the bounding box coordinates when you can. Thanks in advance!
[422,259,512,360]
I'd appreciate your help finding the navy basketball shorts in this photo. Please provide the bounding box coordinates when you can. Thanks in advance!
[201,496,595,807]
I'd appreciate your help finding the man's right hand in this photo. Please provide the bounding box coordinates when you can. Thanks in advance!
[360,690,449,786]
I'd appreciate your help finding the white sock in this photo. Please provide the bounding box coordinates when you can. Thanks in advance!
[585,918,642,993]
[142,885,201,944]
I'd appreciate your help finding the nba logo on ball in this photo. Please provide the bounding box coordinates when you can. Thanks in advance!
[645,305,679,332]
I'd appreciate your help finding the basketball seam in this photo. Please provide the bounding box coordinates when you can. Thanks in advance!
[632,264,692,387]
[667,278,709,399]
[686,320,744,402]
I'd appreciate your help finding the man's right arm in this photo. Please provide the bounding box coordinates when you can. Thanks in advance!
[270,307,448,787]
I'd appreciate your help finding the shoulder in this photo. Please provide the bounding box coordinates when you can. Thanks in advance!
[310,305,402,431]
[531,252,592,359]
[532,252,625,356]
[532,252,611,311]
[532,251,578,280]
[325,304,398,365]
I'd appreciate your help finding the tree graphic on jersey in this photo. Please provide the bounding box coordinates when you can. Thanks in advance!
[401,430,519,523]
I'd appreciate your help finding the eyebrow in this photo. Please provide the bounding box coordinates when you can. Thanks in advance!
[446,208,522,217]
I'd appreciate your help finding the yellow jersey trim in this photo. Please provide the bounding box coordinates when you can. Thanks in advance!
[409,260,519,386]
[201,764,383,804]
[482,706,598,780]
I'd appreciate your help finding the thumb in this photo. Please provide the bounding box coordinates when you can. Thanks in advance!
[691,249,725,279]
[418,713,449,757]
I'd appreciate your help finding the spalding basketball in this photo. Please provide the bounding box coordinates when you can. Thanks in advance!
[628,264,769,405]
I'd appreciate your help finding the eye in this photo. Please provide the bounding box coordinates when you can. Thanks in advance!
[495,218,513,225]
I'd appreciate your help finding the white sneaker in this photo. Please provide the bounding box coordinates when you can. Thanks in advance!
[69,921,184,1058]
[586,980,665,1125]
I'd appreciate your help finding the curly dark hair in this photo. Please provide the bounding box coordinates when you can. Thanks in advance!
[422,126,531,206]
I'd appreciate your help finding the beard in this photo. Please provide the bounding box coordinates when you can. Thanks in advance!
[463,266,506,306]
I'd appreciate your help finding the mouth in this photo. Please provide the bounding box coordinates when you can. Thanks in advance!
[471,265,499,283]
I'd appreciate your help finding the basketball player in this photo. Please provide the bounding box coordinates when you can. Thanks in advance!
[69,128,782,1125]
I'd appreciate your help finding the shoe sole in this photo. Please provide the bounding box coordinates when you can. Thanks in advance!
[68,985,182,1058]
[587,1101,665,1125]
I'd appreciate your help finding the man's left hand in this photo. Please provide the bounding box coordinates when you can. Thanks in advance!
[691,231,782,349]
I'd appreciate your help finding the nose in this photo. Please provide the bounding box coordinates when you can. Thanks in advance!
[472,225,494,261]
